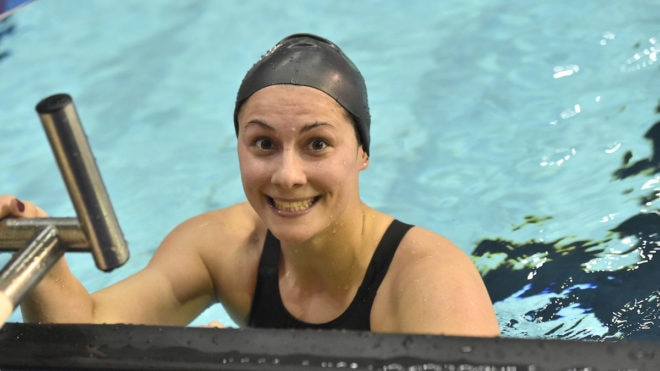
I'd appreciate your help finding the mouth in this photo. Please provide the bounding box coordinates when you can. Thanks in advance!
[268,196,320,213]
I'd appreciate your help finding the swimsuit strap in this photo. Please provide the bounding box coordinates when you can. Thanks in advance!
[357,219,414,304]
[248,219,413,330]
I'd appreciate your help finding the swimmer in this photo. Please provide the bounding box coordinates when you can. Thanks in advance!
[0,34,499,336]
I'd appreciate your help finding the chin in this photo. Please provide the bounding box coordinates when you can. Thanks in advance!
[268,226,315,245]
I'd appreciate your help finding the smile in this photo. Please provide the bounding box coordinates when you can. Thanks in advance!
[269,197,319,212]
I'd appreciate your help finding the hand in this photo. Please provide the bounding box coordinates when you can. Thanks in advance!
[199,320,225,328]
[0,195,48,219]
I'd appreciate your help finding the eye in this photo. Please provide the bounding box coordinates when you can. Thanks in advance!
[254,138,275,151]
[309,138,329,151]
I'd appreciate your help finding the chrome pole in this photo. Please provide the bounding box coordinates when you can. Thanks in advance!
[0,218,88,252]
[0,225,62,327]
[36,94,129,271]
[0,93,131,327]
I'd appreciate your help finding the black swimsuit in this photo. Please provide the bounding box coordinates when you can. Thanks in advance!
[248,219,413,330]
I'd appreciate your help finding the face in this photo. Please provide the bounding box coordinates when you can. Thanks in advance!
[236,85,369,244]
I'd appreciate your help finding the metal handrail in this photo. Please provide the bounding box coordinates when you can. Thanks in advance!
[0,94,130,327]
[37,93,129,271]
[0,218,88,251]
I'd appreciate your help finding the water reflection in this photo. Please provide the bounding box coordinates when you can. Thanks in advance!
[473,107,660,340]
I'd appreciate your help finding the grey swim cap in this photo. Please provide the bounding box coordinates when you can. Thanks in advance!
[234,34,371,155]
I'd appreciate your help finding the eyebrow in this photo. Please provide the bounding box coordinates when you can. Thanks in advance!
[244,120,333,133]
[245,120,275,132]
[301,122,333,134]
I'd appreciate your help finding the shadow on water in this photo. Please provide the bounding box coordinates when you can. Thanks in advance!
[0,15,15,62]
[473,102,660,342]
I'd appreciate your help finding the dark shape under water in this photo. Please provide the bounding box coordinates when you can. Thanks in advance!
[613,121,660,179]
[474,211,659,341]
[474,114,660,341]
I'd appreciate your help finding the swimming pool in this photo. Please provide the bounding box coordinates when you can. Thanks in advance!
[0,0,658,340]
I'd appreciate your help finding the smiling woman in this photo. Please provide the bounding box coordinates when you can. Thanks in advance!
[1,0,659,343]
[0,33,500,337]
[236,85,368,243]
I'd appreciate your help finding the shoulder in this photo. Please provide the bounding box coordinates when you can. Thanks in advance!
[160,202,264,250]
[157,202,267,278]
[377,225,470,274]
[373,225,500,336]
[390,226,479,293]
[150,202,266,324]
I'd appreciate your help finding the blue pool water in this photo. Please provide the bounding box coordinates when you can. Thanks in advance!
[1,0,658,340]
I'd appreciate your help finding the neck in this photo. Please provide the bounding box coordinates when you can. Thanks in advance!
[279,203,373,293]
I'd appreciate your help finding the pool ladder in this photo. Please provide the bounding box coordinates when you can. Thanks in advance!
[0,94,129,327]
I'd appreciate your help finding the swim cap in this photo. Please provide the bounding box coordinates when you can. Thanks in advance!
[234,34,371,155]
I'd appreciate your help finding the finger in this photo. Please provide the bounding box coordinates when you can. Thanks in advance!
[0,195,25,219]
[17,199,48,218]
[0,194,14,219]
[200,320,225,328]
[0,195,48,219]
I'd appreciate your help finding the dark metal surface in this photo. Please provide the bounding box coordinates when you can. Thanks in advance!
[36,93,128,271]
[0,226,62,306]
[0,323,657,370]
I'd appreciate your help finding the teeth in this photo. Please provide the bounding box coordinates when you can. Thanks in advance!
[272,198,315,212]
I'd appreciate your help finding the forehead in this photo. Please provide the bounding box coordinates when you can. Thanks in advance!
[237,85,350,125]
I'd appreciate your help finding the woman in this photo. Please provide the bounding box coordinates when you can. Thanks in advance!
[0,34,499,336]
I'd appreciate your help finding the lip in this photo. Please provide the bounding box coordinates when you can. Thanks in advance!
[266,196,320,216]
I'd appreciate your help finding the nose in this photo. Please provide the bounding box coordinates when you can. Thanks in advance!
[271,148,306,189]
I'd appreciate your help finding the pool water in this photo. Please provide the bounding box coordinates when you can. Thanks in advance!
[0,0,658,340]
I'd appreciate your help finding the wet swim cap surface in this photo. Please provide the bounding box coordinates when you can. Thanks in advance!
[234,34,371,155]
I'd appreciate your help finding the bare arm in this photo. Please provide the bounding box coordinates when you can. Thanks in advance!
[375,227,500,337]
[2,195,217,325]
[0,195,90,323]
[88,218,218,325]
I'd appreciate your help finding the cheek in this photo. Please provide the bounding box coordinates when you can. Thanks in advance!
[238,150,267,188]
[240,162,269,185]
[311,157,358,187]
